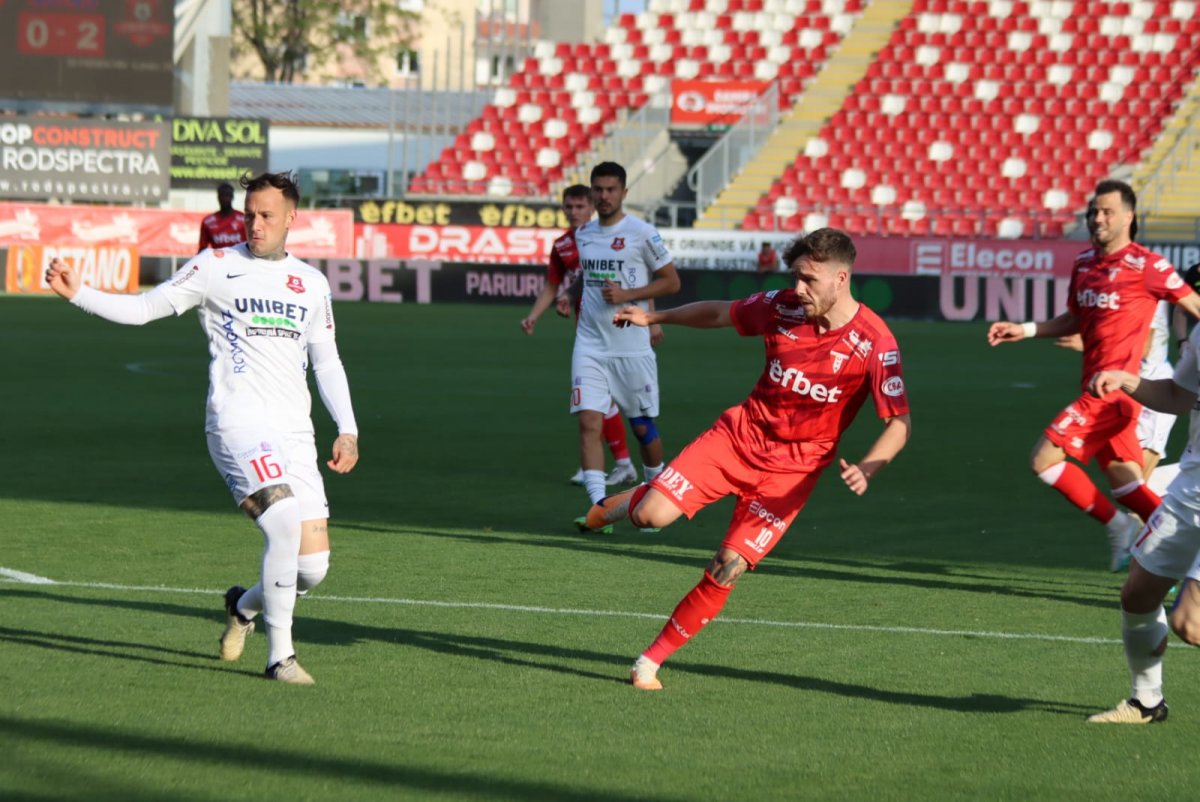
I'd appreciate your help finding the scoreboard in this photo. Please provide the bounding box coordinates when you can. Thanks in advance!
[0,0,174,113]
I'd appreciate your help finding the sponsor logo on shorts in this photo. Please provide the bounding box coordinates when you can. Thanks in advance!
[882,376,905,397]
[657,466,694,501]
[748,500,786,531]
[1052,404,1088,435]
[768,359,843,403]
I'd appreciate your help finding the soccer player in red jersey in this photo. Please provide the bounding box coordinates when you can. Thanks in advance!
[988,180,1200,571]
[584,228,912,690]
[198,182,247,252]
[521,185,645,489]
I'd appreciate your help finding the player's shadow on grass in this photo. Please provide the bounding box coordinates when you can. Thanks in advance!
[0,625,245,678]
[0,714,672,802]
[347,523,1119,611]
[296,616,1091,717]
[6,588,1091,717]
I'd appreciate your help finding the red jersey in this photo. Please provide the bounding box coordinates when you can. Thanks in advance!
[198,210,247,252]
[548,228,584,317]
[1069,242,1188,386]
[726,289,909,471]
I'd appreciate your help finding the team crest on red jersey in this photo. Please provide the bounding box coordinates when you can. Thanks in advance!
[611,238,625,251]
[286,275,306,294]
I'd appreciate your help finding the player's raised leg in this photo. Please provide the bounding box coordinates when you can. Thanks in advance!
[1031,436,1140,571]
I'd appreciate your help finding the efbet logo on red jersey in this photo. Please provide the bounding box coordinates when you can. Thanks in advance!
[611,237,625,251]
[1076,288,1119,310]
[286,275,306,294]
[767,359,844,403]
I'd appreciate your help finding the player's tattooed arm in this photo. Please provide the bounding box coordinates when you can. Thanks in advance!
[328,434,360,473]
[240,484,295,518]
[707,549,749,587]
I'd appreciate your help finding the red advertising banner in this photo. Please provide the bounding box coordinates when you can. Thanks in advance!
[355,224,562,264]
[6,243,139,294]
[0,203,354,259]
[671,80,770,126]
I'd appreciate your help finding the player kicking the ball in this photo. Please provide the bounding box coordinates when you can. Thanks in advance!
[582,228,911,690]
[46,171,359,685]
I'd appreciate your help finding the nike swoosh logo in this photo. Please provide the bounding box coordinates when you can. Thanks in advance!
[226,273,247,279]
[274,581,296,588]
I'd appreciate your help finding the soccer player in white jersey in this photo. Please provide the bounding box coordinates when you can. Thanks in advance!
[570,161,680,527]
[1088,322,1200,723]
[45,172,359,685]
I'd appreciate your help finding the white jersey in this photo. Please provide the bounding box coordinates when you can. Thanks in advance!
[157,243,336,434]
[1140,300,1172,380]
[573,214,673,357]
[1166,324,1200,509]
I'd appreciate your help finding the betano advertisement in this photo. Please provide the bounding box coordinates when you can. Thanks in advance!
[6,244,139,294]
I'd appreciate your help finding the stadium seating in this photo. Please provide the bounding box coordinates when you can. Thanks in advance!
[411,0,864,198]
[745,0,1200,236]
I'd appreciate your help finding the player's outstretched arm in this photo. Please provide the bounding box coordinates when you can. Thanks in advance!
[601,263,682,305]
[521,280,559,335]
[1093,369,1197,415]
[615,300,733,330]
[47,258,176,325]
[839,413,912,496]
[987,312,1078,346]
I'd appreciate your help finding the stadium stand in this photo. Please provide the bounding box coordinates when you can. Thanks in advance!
[743,0,1200,237]
[408,0,865,198]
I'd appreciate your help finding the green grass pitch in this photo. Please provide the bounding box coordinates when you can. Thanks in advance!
[2,295,1199,800]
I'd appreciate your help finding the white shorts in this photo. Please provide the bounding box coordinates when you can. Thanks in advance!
[206,427,329,521]
[1131,495,1200,580]
[1137,405,1177,457]
[570,351,659,418]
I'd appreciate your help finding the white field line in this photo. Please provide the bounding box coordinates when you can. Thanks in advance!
[0,567,1128,646]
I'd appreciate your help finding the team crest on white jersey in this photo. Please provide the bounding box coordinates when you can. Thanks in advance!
[286,275,305,294]
[611,237,625,251]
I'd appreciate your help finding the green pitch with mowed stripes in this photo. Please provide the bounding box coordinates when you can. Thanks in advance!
[2,296,1197,800]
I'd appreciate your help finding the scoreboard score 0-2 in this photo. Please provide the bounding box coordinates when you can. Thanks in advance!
[0,0,174,113]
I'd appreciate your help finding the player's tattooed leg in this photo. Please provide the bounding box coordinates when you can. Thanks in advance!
[240,484,295,519]
[706,550,749,587]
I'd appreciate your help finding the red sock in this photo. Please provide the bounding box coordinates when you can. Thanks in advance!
[1114,482,1162,521]
[1040,462,1116,524]
[643,572,732,666]
[603,408,630,461]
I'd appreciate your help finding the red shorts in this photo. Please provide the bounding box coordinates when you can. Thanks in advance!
[1043,391,1143,468]
[649,419,823,568]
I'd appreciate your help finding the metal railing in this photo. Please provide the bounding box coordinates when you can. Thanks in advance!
[686,83,780,217]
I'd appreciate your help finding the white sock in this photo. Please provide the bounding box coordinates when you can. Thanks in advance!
[1122,607,1168,707]
[643,463,664,482]
[257,497,302,667]
[296,550,330,598]
[583,469,606,504]
[631,654,660,680]
[236,583,263,621]
[616,457,633,467]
